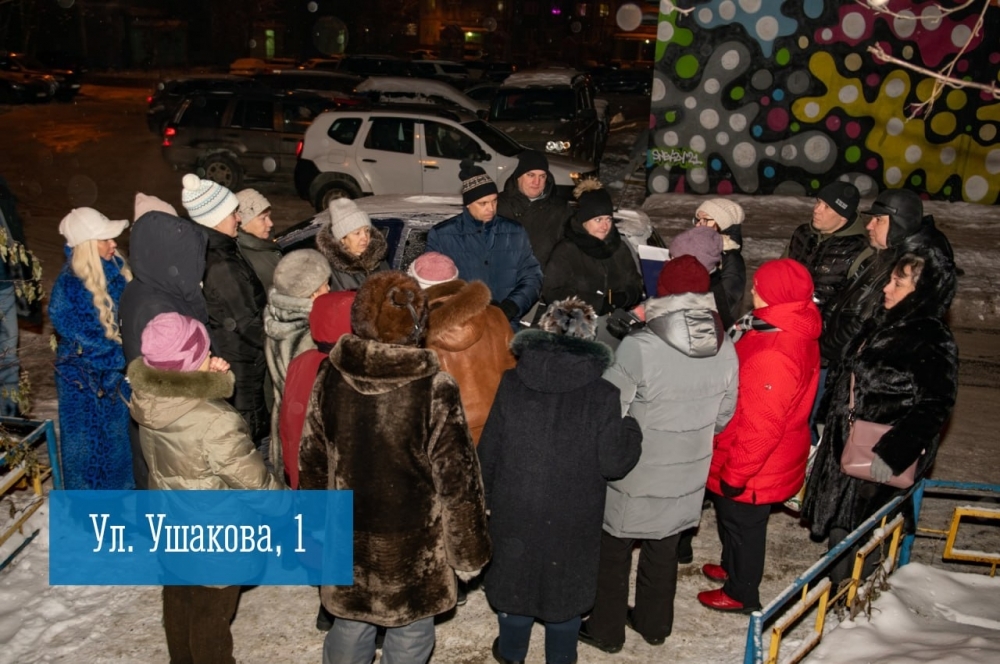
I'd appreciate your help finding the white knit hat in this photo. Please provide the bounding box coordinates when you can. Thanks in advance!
[58,208,128,248]
[181,173,238,228]
[236,188,271,221]
[695,198,745,231]
[328,197,371,241]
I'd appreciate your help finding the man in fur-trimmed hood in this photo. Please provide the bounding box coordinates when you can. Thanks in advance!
[298,270,491,663]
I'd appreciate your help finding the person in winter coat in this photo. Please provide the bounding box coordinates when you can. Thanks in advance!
[580,256,738,652]
[669,226,725,322]
[127,312,283,664]
[181,174,270,453]
[496,150,573,267]
[478,296,642,664]
[0,175,38,416]
[699,258,821,613]
[425,162,542,327]
[542,179,645,321]
[802,245,958,585]
[263,249,332,482]
[49,207,134,490]
[298,271,491,664]
[235,188,281,293]
[118,193,209,489]
[411,251,515,446]
[692,198,746,329]
[316,197,389,291]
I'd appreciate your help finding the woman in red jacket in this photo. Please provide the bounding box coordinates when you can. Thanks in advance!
[699,258,821,613]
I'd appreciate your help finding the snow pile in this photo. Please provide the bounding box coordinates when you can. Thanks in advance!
[804,563,1000,663]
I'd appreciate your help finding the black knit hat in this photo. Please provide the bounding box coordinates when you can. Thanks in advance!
[510,150,550,181]
[575,179,614,225]
[459,159,498,206]
[816,182,860,221]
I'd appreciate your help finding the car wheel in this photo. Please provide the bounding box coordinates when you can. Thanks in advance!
[202,154,243,190]
[315,178,361,211]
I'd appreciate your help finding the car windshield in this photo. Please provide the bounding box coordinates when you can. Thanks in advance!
[460,119,523,157]
[490,88,575,122]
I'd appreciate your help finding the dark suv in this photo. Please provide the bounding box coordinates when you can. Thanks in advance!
[146,75,266,134]
[161,89,335,190]
[0,51,81,101]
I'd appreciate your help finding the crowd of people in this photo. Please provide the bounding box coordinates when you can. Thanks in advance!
[42,149,959,663]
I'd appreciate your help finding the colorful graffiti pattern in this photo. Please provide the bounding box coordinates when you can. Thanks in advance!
[650,0,1000,203]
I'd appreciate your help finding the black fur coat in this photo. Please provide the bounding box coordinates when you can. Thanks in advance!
[802,239,958,539]
[298,334,491,626]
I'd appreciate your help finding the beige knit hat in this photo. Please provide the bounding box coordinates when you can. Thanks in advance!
[236,188,271,221]
[695,198,744,231]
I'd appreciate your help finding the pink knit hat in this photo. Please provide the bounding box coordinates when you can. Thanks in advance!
[408,252,459,289]
[141,312,211,372]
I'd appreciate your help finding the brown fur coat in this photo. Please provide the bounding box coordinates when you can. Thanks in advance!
[298,334,491,626]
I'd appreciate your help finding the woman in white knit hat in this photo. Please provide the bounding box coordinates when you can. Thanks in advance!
[692,198,747,330]
[315,197,389,291]
[235,188,282,292]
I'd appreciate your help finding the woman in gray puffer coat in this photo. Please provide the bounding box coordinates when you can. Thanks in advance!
[263,249,331,481]
[316,197,389,290]
[580,256,739,652]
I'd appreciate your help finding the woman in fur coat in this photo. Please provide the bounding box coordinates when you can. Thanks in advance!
[802,244,958,584]
[478,297,642,664]
[49,207,133,490]
[316,197,389,291]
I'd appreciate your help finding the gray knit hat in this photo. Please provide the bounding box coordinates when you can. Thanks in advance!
[181,173,238,228]
[328,197,372,241]
[272,249,333,298]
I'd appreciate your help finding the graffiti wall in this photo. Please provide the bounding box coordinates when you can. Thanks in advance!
[648,0,1000,204]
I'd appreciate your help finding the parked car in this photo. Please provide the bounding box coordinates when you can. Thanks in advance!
[146,75,266,134]
[465,60,516,83]
[161,89,336,190]
[337,54,412,78]
[488,68,608,166]
[294,104,597,211]
[297,57,343,72]
[408,59,470,88]
[253,69,363,106]
[0,51,81,100]
[229,57,296,76]
[355,76,487,115]
[463,82,501,105]
[277,194,658,273]
[589,65,653,95]
[0,68,57,104]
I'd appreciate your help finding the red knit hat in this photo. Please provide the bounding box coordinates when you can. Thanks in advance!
[309,290,357,345]
[753,258,814,306]
[657,255,710,297]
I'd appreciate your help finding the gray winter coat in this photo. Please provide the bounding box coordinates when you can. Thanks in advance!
[602,292,739,539]
[264,289,315,481]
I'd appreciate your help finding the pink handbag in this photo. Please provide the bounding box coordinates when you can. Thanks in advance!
[840,374,919,489]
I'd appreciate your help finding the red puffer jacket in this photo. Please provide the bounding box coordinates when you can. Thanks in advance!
[707,298,821,505]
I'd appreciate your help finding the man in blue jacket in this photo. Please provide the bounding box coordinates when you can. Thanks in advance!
[426,162,542,327]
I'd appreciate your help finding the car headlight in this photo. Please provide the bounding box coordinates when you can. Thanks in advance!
[546,140,571,153]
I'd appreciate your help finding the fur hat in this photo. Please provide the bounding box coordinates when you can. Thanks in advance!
[351,271,429,346]
[574,179,614,225]
[538,296,599,341]
[272,249,332,299]
[141,312,211,372]
[510,150,550,182]
[753,258,814,306]
[670,226,723,272]
[310,290,356,345]
[181,173,238,228]
[134,193,177,220]
[816,182,860,222]
[695,198,744,230]
[460,159,498,205]
[58,207,128,248]
[657,255,710,297]
[236,188,271,221]
[408,252,459,289]
[328,197,372,241]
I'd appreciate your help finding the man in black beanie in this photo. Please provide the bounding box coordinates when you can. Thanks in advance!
[497,150,573,267]
[425,161,542,328]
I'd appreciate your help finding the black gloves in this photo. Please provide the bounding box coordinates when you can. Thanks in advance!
[719,479,746,499]
[497,299,520,321]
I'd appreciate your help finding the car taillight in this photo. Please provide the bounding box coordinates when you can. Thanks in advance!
[146,95,153,104]
[295,140,303,158]
[162,126,176,147]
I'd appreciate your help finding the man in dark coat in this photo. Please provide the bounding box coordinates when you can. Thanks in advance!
[181,174,270,453]
[478,296,642,664]
[496,150,573,267]
[299,271,491,664]
[425,162,542,327]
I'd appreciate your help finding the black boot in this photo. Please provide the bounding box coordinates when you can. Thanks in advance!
[316,603,334,631]
[677,529,694,565]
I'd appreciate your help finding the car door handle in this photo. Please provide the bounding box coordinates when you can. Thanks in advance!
[362,158,377,163]
[423,164,439,170]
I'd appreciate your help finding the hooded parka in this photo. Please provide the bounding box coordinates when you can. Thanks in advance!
[315,223,389,291]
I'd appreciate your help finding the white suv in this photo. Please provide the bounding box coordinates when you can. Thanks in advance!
[294,104,597,212]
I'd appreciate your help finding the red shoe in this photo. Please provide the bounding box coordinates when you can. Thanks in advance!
[701,563,728,582]
[697,588,760,614]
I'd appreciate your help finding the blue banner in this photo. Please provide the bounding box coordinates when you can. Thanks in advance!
[49,490,353,586]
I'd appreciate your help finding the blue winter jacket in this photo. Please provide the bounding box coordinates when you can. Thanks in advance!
[425,209,542,319]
